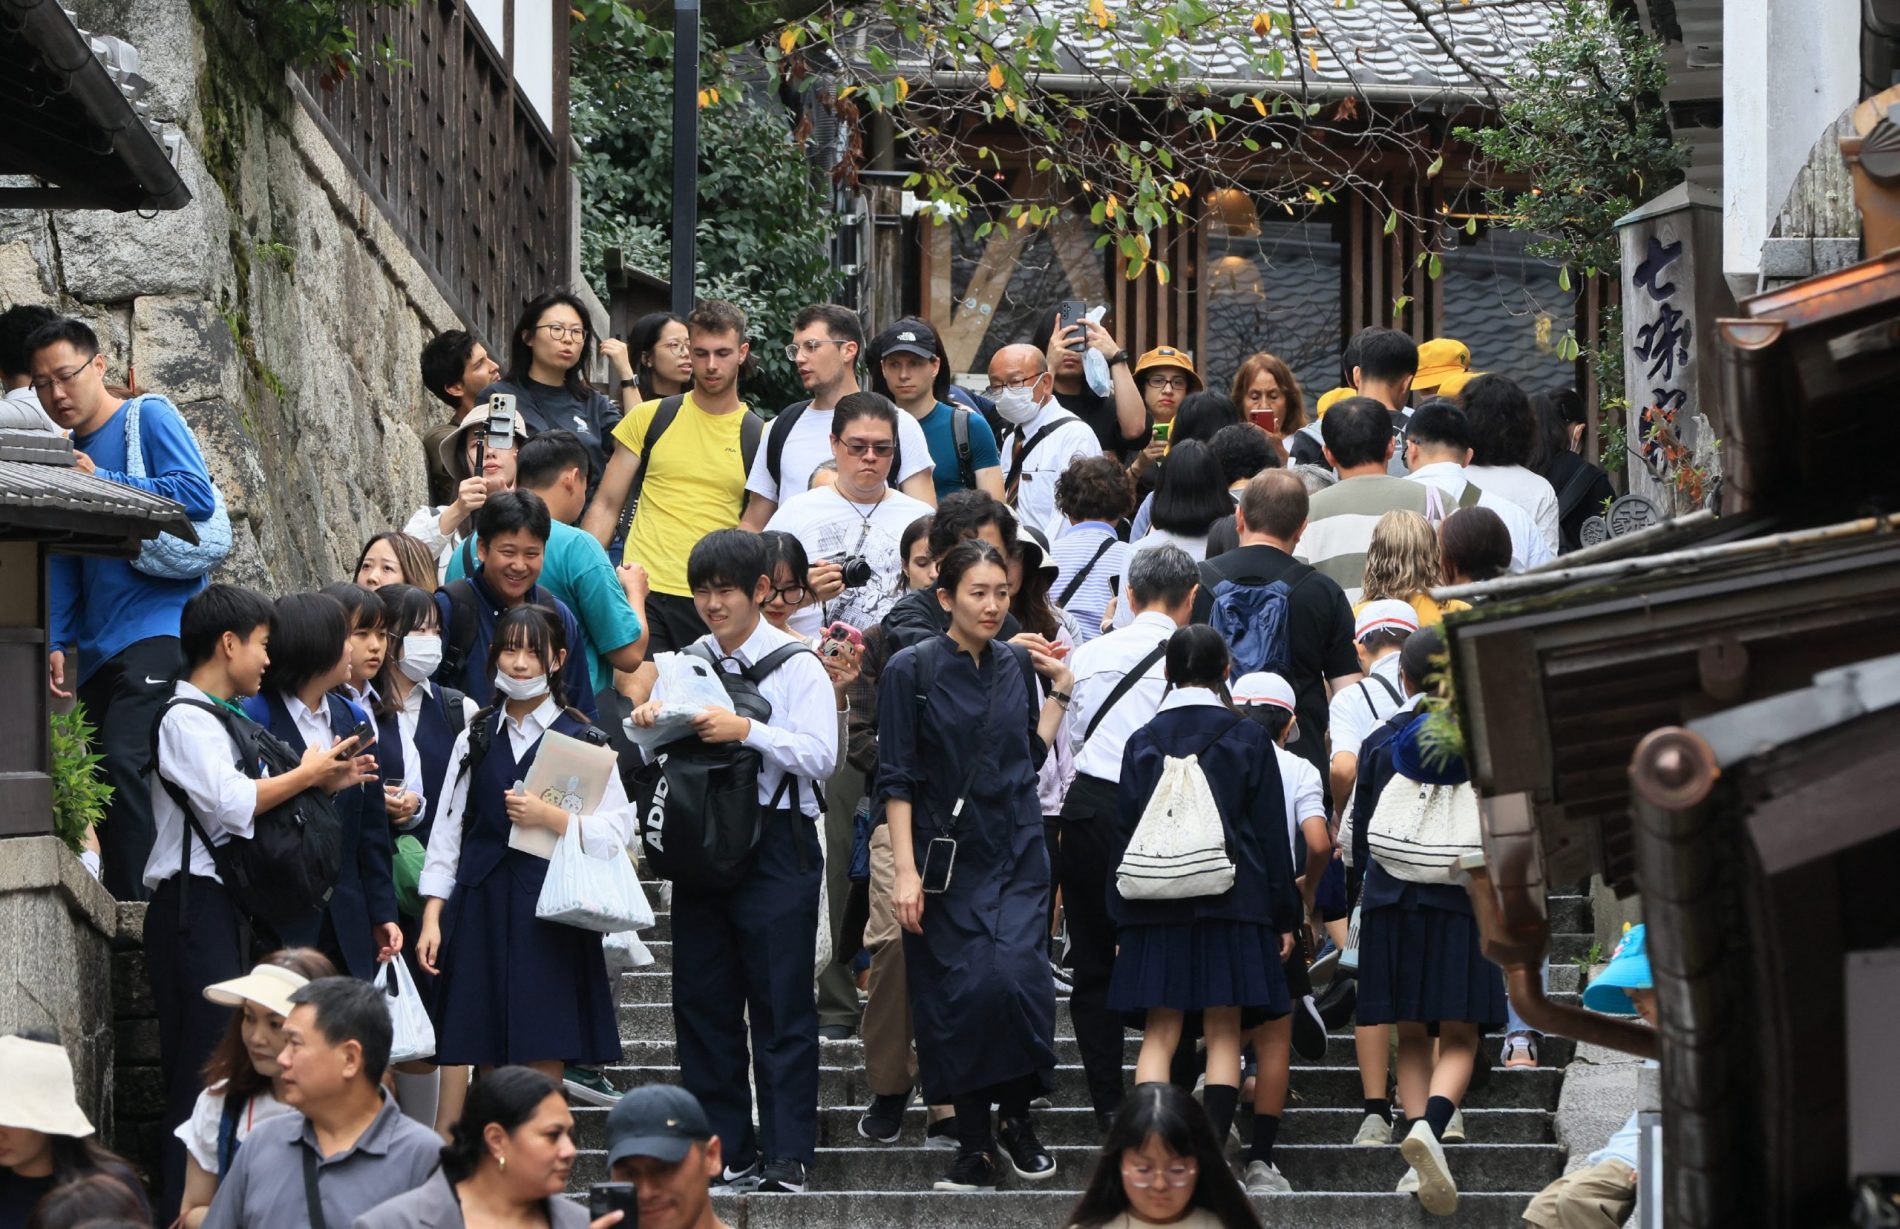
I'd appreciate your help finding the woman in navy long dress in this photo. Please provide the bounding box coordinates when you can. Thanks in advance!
[1108,625,1299,1149]
[1351,711,1505,1216]
[415,605,636,1081]
[877,540,1075,1192]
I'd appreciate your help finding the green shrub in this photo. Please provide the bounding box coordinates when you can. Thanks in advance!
[50,705,113,857]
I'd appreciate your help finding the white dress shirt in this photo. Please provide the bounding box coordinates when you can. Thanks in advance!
[1004,400,1102,541]
[647,619,840,817]
[143,682,260,889]
[418,696,641,900]
[401,504,472,584]
[1407,461,1553,571]
[1067,609,1178,782]
[391,681,481,831]
[1464,464,1561,557]
[1338,692,1421,868]
[285,690,345,754]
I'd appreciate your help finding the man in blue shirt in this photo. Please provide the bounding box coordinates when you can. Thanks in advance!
[35,318,219,900]
[868,318,1004,500]
[433,490,599,719]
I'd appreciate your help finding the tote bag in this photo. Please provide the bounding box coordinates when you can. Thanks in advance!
[1364,773,1482,884]
[380,958,436,1064]
[535,819,653,933]
[1115,753,1236,901]
[122,395,233,579]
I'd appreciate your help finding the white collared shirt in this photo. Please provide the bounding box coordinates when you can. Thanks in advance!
[1068,609,1179,782]
[143,682,260,889]
[1156,686,1225,714]
[285,690,342,754]
[1407,461,1553,571]
[391,681,480,830]
[418,695,640,899]
[647,619,839,816]
[1004,400,1101,541]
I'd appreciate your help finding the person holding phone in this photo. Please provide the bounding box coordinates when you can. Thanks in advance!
[404,403,526,583]
[875,539,1072,1191]
[1029,304,1148,459]
[600,1085,733,1229]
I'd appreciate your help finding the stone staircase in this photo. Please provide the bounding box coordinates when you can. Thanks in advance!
[571,883,1594,1227]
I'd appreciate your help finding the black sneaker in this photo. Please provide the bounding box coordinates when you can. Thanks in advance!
[933,1150,999,1191]
[1291,993,1328,1061]
[925,1115,959,1149]
[1315,975,1358,1030]
[714,1160,760,1192]
[755,1158,806,1193]
[857,1090,912,1143]
[998,1117,1057,1181]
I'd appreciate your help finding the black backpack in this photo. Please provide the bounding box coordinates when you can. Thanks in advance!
[765,399,915,494]
[634,641,813,892]
[152,698,345,926]
[621,394,765,531]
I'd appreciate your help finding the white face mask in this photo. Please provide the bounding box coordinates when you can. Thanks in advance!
[993,382,1044,425]
[398,634,442,682]
[493,671,550,701]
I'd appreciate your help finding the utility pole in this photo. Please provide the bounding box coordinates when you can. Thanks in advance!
[670,0,699,316]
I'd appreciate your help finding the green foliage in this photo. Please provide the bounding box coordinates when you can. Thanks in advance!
[50,706,112,858]
[236,0,415,83]
[1414,649,1467,773]
[1455,2,1684,482]
[572,4,837,407]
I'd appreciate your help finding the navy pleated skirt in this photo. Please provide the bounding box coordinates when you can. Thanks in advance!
[1354,900,1507,1027]
[433,849,622,1067]
[1108,920,1290,1022]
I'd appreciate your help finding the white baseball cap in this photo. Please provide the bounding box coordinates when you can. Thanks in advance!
[1231,671,1296,712]
[1354,599,1420,642]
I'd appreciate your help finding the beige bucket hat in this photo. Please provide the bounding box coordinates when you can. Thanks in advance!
[0,1035,95,1137]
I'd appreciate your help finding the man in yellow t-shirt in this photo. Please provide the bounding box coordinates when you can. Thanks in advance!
[583,300,762,653]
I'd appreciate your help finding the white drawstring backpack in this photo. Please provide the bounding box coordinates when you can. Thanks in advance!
[1115,751,1237,901]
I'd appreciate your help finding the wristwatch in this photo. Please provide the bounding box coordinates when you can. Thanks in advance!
[1050,689,1073,707]
[618,377,641,390]
[1107,350,1131,367]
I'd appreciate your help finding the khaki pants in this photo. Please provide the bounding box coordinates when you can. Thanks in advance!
[860,824,917,1095]
[1523,1158,1637,1229]
[816,761,865,1030]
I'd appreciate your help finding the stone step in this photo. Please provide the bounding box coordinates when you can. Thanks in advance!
[597,1062,1563,1111]
[571,1104,1557,1149]
[607,1030,1579,1071]
[571,1139,1561,1192]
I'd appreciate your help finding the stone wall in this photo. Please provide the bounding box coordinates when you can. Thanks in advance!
[0,0,466,592]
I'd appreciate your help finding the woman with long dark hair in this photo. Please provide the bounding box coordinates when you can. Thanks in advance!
[1114,442,1232,628]
[172,950,336,1228]
[1107,626,1298,1150]
[623,311,693,404]
[1064,1082,1263,1229]
[877,540,1073,1191]
[0,1033,151,1229]
[352,1067,593,1229]
[484,291,620,489]
[416,606,636,1082]
[1129,391,1245,536]
[1531,387,1614,553]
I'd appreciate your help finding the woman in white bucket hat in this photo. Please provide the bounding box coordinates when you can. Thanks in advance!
[0,1032,150,1228]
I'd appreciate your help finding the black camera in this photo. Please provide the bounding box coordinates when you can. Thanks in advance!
[834,554,875,588]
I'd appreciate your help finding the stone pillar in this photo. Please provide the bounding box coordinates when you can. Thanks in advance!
[1722,0,1860,296]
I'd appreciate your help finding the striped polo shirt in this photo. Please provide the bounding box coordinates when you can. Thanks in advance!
[1292,474,1432,604]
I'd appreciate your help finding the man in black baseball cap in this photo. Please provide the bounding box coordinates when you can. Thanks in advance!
[605,1085,730,1229]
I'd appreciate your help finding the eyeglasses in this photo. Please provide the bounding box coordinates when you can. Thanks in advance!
[29,354,97,393]
[768,583,809,605]
[784,339,851,361]
[1145,375,1189,392]
[982,376,1042,398]
[838,439,895,457]
[1122,1161,1197,1189]
[653,339,690,355]
[535,323,587,341]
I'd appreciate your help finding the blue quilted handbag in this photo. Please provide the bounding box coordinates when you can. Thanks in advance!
[122,394,232,579]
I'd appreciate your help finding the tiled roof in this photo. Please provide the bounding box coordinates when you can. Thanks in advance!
[939,0,1563,102]
[0,457,195,538]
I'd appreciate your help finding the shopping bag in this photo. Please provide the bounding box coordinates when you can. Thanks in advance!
[535,818,653,933]
[604,929,655,974]
[380,957,436,1064]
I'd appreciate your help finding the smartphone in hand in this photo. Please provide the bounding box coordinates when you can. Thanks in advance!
[589,1183,638,1227]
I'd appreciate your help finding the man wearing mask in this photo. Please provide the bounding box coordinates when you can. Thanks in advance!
[985,344,1102,541]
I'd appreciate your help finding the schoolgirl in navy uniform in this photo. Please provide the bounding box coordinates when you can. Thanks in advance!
[240,592,402,981]
[1107,625,1298,1151]
[415,604,636,1083]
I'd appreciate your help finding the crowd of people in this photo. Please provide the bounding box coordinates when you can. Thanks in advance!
[6,291,1641,1229]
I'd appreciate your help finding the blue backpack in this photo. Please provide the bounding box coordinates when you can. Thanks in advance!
[1206,562,1314,679]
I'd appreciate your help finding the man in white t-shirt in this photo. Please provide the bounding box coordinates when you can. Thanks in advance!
[742,304,937,528]
[985,343,1102,541]
[764,393,934,638]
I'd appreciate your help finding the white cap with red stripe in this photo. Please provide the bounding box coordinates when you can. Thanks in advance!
[1354,599,1420,642]
[1231,671,1297,712]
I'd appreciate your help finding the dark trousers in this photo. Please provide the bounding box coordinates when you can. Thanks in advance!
[78,636,183,900]
[146,874,249,1213]
[645,591,710,655]
[1057,775,1126,1117]
[671,810,822,1169]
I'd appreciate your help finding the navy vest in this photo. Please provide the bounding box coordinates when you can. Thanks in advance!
[456,707,595,890]
[375,685,460,847]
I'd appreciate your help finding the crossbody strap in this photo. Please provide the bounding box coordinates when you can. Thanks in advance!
[302,1145,328,1229]
[1004,419,1069,496]
[1083,640,1169,741]
[1057,535,1117,607]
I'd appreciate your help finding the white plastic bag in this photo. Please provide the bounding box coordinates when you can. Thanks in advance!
[536,819,654,933]
[604,929,655,974]
[625,651,737,751]
[1115,754,1236,901]
[380,958,436,1064]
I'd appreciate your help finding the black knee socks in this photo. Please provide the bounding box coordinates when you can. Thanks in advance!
[1424,1095,1456,1141]
[1363,1097,1392,1124]
[1248,1113,1280,1164]
[1202,1083,1239,1143]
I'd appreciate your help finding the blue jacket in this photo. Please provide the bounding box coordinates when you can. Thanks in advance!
[49,395,217,682]
[1111,701,1301,932]
[241,691,397,977]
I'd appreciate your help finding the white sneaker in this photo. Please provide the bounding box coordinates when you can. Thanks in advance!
[1442,1108,1466,1143]
[1353,1113,1392,1146]
[1396,1168,1419,1194]
[1243,1160,1292,1194]
[1399,1119,1458,1216]
[1502,1032,1539,1068]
